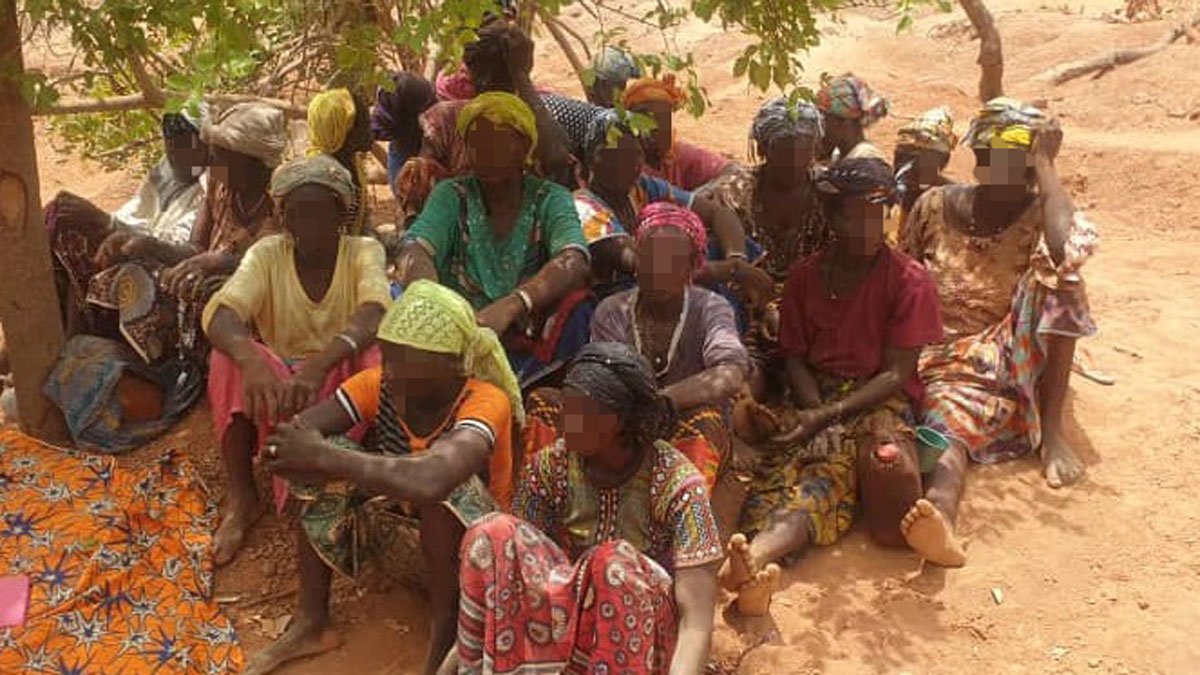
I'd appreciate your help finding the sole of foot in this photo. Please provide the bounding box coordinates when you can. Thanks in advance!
[244,621,342,675]
[735,563,780,617]
[212,502,265,568]
[1042,435,1085,489]
[900,499,966,567]
[718,533,756,592]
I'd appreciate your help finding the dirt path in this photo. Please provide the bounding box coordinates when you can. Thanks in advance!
[12,1,1200,673]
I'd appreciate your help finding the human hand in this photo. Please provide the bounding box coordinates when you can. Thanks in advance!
[1031,120,1063,163]
[261,419,331,484]
[734,260,775,312]
[476,294,525,336]
[54,192,110,231]
[281,364,326,420]
[769,408,826,449]
[162,252,228,299]
[241,357,288,426]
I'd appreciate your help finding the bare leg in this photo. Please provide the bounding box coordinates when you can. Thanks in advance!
[245,526,342,675]
[213,414,265,567]
[857,431,922,548]
[1040,335,1085,488]
[722,510,809,616]
[419,504,467,675]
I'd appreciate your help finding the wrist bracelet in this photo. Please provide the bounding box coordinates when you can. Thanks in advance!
[727,251,748,260]
[515,288,535,315]
[335,332,360,353]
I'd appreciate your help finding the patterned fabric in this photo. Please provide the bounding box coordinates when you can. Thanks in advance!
[0,429,242,672]
[376,279,524,423]
[641,140,734,192]
[43,335,202,454]
[161,111,199,139]
[458,514,677,673]
[814,156,896,204]
[592,46,641,85]
[516,438,723,571]
[815,75,889,126]
[901,186,1099,338]
[737,373,914,546]
[963,97,1047,150]
[750,97,824,159]
[202,179,280,256]
[306,89,357,156]
[523,388,731,490]
[456,92,538,165]
[270,154,356,208]
[542,93,608,160]
[704,165,831,282]
[435,63,475,102]
[636,202,709,272]
[897,106,958,153]
[200,102,288,168]
[574,175,694,246]
[920,269,1095,463]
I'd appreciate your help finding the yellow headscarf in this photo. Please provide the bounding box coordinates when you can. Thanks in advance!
[376,280,525,424]
[965,97,1044,150]
[306,88,357,156]
[623,74,686,110]
[456,92,538,164]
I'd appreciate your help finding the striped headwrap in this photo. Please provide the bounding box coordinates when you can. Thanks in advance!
[750,96,825,160]
[896,106,958,154]
[815,74,889,127]
[564,342,673,448]
[963,97,1046,150]
[815,156,897,205]
[636,202,708,273]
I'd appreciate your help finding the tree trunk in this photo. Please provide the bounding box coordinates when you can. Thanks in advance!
[0,0,69,442]
[959,0,1004,103]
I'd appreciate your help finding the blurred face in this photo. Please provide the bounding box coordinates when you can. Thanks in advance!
[831,196,886,258]
[973,148,1033,203]
[561,386,623,461]
[164,132,208,183]
[895,147,949,187]
[588,78,623,107]
[637,226,692,298]
[465,117,530,183]
[763,134,817,186]
[632,100,673,157]
[590,133,644,193]
[282,184,344,255]
[382,343,462,401]
[821,115,858,157]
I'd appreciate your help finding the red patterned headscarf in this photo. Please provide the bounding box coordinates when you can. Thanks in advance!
[636,202,708,272]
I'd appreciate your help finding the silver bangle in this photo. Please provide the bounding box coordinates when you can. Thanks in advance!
[515,288,534,315]
[335,332,360,353]
[726,251,748,260]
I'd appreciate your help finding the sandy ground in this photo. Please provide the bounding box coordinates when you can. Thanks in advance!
[8,0,1200,672]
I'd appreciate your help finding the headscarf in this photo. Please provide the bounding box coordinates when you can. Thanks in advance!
[376,280,524,424]
[372,72,437,147]
[161,112,199,139]
[582,109,635,160]
[456,92,538,164]
[269,154,356,208]
[563,342,672,445]
[964,97,1046,150]
[815,74,889,127]
[636,202,708,273]
[815,156,896,205]
[750,96,825,160]
[201,102,288,168]
[593,46,641,85]
[436,63,477,102]
[306,89,358,157]
[623,74,687,110]
[896,106,958,154]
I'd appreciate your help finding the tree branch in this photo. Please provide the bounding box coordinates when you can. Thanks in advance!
[958,0,1004,102]
[37,93,153,115]
[1034,13,1199,85]
[539,11,588,83]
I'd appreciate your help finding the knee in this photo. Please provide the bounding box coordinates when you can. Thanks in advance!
[859,442,922,548]
[462,512,521,550]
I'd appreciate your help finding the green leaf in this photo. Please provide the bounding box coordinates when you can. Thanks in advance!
[749,60,771,91]
[896,13,914,34]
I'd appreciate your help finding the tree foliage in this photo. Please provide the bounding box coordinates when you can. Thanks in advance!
[14,0,941,167]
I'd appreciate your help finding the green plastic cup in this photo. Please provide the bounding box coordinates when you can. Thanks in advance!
[916,425,950,474]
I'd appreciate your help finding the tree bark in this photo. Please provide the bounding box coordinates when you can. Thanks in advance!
[0,0,69,442]
[958,0,1004,103]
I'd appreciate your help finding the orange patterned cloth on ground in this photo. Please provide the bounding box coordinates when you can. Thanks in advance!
[0,429,243,673]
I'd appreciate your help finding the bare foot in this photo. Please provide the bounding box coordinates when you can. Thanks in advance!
[718,533,756,592]
[734,563,780,617]
[244,616,342,675]
[900,499,966,567]
[1042,433,1085,489]
[213,500,265,568]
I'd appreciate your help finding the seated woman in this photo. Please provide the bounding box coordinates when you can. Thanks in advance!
[575,110,774,308]
[722,157,943,616]
[526,203,749,489]
[814,73,889,162]
[395,19,574,222]
[894,106,957,235]
[307,88,375,234]
[248,280,523,675]
[202,155,392,566]
[624,74,734,191]
[541,46,640,166]
[450,342,722,674]
[395,92,591,387]
[371,72,437,197]
[586,45,640,107]
[46,110,208,342]
[703,97,832,397]
[898,99,1097,567]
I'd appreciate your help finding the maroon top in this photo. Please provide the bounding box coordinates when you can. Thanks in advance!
[778,246,943,403]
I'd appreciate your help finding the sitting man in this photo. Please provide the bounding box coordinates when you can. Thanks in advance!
[723,156,943,615]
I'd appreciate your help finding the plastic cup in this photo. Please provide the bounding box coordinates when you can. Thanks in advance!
[916,425,951,474]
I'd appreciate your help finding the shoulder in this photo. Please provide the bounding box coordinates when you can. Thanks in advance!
[651,441,709,503]
[529,176,572,200]
[244,233,288,257]
[688,286,732,312]
[342,235,386,256]
[462,378,511,413]
[529,437,571,480]
[885,247,935,283]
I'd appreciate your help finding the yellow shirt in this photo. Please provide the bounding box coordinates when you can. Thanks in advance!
[202,234,391,361]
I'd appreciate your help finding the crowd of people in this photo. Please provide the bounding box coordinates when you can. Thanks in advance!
[14,12,1101,675]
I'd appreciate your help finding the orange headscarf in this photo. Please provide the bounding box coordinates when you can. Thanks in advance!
[623,74,687,110]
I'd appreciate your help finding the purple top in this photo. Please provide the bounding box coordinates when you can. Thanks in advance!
[591,286,749,388]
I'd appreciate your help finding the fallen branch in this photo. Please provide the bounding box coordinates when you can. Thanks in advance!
[1034,13,1200,85]
[37,93,153,115]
